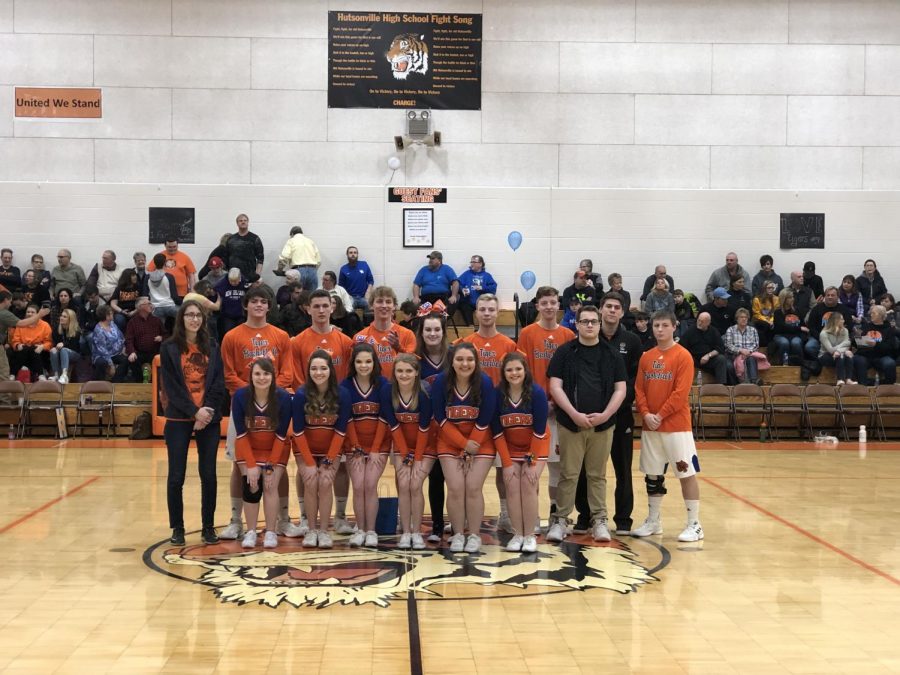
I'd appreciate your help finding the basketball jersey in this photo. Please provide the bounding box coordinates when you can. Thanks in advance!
[635,343,694,433]
[453,332,517,385]
[291,326,353,388]
[516,323,575,390]
[221,323,293,394]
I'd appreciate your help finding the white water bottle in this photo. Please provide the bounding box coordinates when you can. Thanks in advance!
[695,370,703,386]
[859,425,867,443]
[7,424,14,440]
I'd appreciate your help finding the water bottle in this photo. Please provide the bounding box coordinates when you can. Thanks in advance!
[7,424,14,441]
[759,419,769,442]
[874,373,880,387]
[783,351,790,366]
[695,370,703,386]
[859,425,867,443]
[142,363,151,384]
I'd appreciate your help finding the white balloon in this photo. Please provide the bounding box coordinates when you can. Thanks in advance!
[387,156,401,170]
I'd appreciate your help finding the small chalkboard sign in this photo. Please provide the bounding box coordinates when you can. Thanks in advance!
[780,213,824,249]
[149,207,195,244]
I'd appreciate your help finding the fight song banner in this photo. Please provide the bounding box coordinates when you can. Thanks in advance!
[328,11,482,110]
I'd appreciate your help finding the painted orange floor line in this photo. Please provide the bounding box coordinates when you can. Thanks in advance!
[0,476,100,535]
[701,476,900,588]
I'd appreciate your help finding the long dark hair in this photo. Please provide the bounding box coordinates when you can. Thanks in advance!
[305,349,339,416]
[446,342,482,406]
[841,274,857,295]
[348,342,381,381]
[498,351,533,409]
[247,357,279,429]
[391,352,422,412]
[415,314,448,359]
[116,267,139,292]
[170,300,211,356]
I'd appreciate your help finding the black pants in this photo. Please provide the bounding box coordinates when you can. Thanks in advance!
[93,354,129,382]
[165,420,220,529]
[458,302,477,326]
[10,346,50,379]
[575,420,634,530]
[422,293,458,326]
[126,350,158,382]
[218,315,243,343]
[428,460,445,534]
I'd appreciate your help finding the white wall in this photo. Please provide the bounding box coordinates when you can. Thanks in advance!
[0,0,899,189]
[3,182,899,307]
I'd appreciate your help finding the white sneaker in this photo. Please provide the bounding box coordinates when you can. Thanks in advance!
[219,522,243,540]
[444,523,452,533]
[506,535,524,552]
[427,532,441,543]
[241,530,258,549]
[545,521,566,543]
[592,520,611,542]
[38,374,47,381]
[348,530,366,547]
[334,518,356,535]
[630,518,663,537]
[497,513,514,534]
[277,520,306,538]
[678,521,704,542]
[448,532,465,552]
[58,372,69,385]
[263,531,278,548]
[302,530,318,547]
[411,533,426,550]
[48,375,58,382]
[464,534,482,553]
[836,379,845,386]
[397,533,412,549]
[364,530,378,547]
[522,535,538,553]
[317,530,333,548]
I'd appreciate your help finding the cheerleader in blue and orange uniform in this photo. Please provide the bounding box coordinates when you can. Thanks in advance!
[492,352,549,554]
[342,342,391,548]
[431,342,497,554]
[381,353,433,550]
[291,349,351,549]
[233,357,293,550]
[415,309,449,542]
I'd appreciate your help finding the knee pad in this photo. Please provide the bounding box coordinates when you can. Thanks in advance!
[548,462,561,488]
[242,476,263,504]
[645,474,667,496]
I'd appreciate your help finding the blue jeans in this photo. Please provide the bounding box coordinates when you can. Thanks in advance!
[819,352,853,380]
[165,420,220,529]
[113,313,128,332]
[804,338,820,360]
[853,354,897,385]
[294,266,318,292]
[771,335,804,365]
[49,347,81,377]
[737,355,758,383]
[352,296,369,312]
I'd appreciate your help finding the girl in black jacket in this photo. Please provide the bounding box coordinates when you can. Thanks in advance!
[160,300,227,546]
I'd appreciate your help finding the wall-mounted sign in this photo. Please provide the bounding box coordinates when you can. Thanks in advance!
[403,208,434,248]
[15,87,102,118]
[328,11,481,110]
[388,187,447,203]
[149,207,196,245]
[780,213,825,249]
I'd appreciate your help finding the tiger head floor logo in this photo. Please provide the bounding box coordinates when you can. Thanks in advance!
[144,524,663,609]
[385,33,429,80]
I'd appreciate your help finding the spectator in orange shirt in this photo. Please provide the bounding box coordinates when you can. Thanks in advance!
[9,303,53,381]
[148,236,197,299]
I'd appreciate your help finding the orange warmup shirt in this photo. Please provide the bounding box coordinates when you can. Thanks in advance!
[220,323,293,394]
[9,322,52,350]
[353,322,416,378]
[290,326,353,388]
[453,332,517,386]
[516,323,575,390]
[635,343,694,433]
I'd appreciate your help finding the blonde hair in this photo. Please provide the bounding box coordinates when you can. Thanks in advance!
[824,311,844,334]
[391,353,423,412]
[59,308,81,339]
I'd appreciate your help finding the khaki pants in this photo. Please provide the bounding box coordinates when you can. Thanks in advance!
[556,424,614,524]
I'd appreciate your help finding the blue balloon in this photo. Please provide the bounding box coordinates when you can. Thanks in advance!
[520,270,536,291]
[507,230,523,251]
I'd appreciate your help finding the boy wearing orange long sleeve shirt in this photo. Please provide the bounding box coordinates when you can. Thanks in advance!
[633,309,703,542]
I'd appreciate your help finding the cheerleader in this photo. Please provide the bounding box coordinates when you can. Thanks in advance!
[342,342,391,548]
[291,349,351,549]
[432,342,497,553]
[493,352,549,553]
[415,310,449,542]
[382,353,433,549]
[232,358,293,549]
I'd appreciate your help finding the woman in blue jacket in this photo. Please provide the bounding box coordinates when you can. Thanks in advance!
[456,255,497,326]
[160,300,227,546]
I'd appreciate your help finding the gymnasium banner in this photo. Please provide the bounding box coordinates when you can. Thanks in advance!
[328,11,482,110]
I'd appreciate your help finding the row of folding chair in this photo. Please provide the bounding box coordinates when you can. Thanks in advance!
[692,382,900,442]
[0,380,117,439]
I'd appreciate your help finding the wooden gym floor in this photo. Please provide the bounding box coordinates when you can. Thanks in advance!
[0,437,898,674]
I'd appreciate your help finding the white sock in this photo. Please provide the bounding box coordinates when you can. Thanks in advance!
[499,498,508,517]
[230,498,243,524]
[648,495,663,522]
[685,500,700,524]
[298,497,307,519]
[335,496,347,519]
[279,497,290,522]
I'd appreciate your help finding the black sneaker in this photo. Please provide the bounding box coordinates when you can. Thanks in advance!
[170,527,186,546]
[572,519,591,534]
[201,526,219,544]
